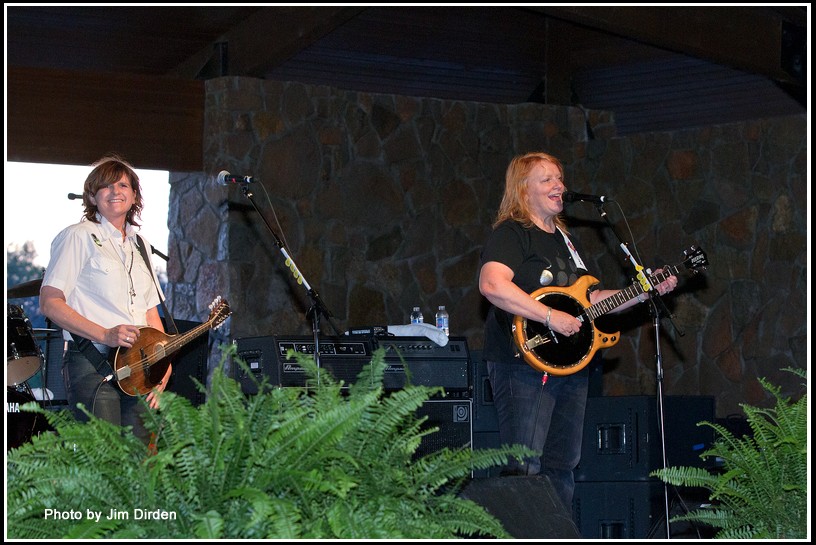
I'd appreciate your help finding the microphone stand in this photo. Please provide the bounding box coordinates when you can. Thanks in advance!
[239,184,341,381]
[591,202,682,539]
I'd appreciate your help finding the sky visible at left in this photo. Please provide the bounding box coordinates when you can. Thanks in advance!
[4,161,170,273]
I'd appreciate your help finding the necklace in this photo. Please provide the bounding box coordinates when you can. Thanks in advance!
[110,237,137,302]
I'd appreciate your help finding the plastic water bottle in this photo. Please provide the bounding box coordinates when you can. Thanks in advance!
[435,305,449,336]
[410,306,424,324]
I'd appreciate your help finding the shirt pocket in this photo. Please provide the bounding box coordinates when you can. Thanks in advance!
[83,254,122,300]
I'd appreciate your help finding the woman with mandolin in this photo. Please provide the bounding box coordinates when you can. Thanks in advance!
[40,154,171,444]
[478,152,678,512]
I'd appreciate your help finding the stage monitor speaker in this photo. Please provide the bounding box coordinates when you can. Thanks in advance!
[461,475,581,539]
[572,480,663,539]
[575,395,716,482]
[164,318,210,406]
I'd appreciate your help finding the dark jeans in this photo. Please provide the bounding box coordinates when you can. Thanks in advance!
[63,343,150,443]
[486,359,589,509]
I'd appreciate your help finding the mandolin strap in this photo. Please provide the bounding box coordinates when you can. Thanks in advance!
[135,235,178,335]
[69,333,114,376]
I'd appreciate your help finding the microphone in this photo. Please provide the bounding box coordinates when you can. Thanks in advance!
[562,190,612,204]
[217,170,256,185]
[67,192,83,200]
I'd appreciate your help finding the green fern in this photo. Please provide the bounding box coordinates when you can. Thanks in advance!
[7,344,533,539]
[651,367,807,539]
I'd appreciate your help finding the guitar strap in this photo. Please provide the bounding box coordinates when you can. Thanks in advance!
[135,235,178,335]
[69,333,114,377]
[556,227,587,270]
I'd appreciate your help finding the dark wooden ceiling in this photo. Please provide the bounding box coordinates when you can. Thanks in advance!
[6,5,806,169]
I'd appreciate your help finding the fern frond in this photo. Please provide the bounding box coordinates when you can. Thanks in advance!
[7,343,518,539]
[652,367,807,539]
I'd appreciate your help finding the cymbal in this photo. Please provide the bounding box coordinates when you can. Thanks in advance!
[7,278,43,299]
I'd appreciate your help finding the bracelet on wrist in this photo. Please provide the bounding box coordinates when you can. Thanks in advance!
[544,306,552,328]
[637,293,647,303]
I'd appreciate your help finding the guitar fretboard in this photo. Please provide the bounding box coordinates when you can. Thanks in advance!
[584,266,679,321]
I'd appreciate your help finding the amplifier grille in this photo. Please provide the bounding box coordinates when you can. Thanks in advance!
[234,335,471,395]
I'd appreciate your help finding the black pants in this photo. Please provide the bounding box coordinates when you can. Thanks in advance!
[62,342,150,443]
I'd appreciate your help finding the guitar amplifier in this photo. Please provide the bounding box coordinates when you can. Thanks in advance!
[233,335,471,397]
[232,335,473,457]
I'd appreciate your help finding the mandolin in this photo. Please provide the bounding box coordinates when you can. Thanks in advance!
[113,297,231,395]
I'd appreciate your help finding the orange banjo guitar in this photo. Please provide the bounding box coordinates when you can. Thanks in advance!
[112,297,231,396]
[512,246,707,376]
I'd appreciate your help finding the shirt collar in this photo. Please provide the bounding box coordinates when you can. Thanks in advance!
[95,213,138,242]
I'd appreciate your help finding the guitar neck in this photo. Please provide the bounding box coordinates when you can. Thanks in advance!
[584,265,680,321]
[162,320,214,357]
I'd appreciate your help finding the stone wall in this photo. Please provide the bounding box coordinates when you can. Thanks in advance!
[165,76,806,417]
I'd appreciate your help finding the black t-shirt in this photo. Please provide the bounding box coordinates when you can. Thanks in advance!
[480,220,600,363]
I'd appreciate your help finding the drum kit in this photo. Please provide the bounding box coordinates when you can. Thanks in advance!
[7,277,55,450]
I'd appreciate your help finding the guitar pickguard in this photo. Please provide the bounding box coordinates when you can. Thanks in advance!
[522,292,594,371]
[512,274,620,376]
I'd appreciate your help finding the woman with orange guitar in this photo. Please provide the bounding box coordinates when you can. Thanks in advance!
[478,151,678,512]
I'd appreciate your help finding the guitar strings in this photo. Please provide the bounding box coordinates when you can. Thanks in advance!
[119,312,227,380]
[122,324,209,373]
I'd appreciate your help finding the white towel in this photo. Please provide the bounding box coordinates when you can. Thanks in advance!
[387,323,449,346]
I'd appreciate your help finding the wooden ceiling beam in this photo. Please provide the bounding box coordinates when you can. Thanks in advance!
[171,6,366,79]
[530,6,805,85]
[7,66,204,171]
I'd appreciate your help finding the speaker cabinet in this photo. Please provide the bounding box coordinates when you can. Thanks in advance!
[575,395,716,482]
[462,476,581,538]
[469,350,498,433]
[232,336,279,395]
[572,480,663,539]
[469,349,504,479]
[414,399,472,458]
[164,318,210,406]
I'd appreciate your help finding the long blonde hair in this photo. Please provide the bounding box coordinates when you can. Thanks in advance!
[493,152,567,232]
